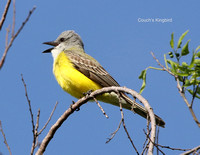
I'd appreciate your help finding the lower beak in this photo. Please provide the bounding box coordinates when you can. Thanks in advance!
[43,41,59,53]
[42,48,54,53]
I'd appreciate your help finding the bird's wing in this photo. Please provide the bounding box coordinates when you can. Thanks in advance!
[65,50,120,87]
[64,51,166,127]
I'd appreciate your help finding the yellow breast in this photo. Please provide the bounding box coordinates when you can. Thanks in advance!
[53,51,102,99]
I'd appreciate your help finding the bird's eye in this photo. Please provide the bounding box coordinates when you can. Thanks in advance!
[59,38,65,42]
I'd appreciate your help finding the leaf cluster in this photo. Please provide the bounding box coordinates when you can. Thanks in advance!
[139,30,200,99]
[168,30,200,99]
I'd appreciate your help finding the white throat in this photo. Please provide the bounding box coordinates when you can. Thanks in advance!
[51,43,66,60]
[51,43,83,60]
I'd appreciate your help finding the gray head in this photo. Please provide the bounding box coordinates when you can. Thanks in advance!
[55,30,84,48]
[43,30,84,53]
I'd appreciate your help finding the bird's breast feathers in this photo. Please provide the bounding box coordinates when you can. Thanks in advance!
[53,51,102,98]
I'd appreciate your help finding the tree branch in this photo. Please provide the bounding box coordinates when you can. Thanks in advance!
[38,102,59,135]
[21,75,58,154]
[0,6,36,69]
[21,74,36,155]
[176,79,200,127]
[180,145,200,155]
[93,97,109,118]
[0,0,11,30]
[36,86,156,155]
[0,120,12,155]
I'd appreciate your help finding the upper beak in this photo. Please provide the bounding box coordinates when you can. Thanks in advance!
[42,41,59,53]
[43,41,59,46]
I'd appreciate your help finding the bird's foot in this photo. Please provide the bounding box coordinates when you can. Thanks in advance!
[70,101,80,111]
[83,89,93,96]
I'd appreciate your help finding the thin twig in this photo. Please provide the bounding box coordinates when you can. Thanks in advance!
[0,120,12,155]
[21,74,35,133]
[38,102,59,135]
[106,118,122,143]
[180,145,200,155]
[11,0,16,37]
[117,92,139,154]
[151,52,176,77]
[0,6,36,69]
[156,127,160,155]
[120,102,139,155]
[21,74,36,155]
[5,26,10,47]
[35,109,40,134]
[144,129,190,152]
[141,116,151,155]
[0,0,11,30]
[34,109,40,149]
[143,129,165,155]
[191,85,199,108]
[177,79,200,127]
[93,97,109,118]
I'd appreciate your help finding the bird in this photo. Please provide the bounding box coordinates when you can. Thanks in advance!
[43,30,165,127]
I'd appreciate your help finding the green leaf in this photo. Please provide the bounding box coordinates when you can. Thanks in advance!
[194,59,200,65]
[189,52,195,68]
[167,59,178,73]
[187,89,200,99]
[195,95,200,99]
[139,69,147,94]
[197,86,200,95]
[187,89,194,95]
[184,79,192,87]
[176,72,190,77]
[182,62,188,68]
[178,76,184,82]
[164,54,169,69]
[170,32,174,49]
[181,40,190,56]
[177,30,189,49]
[196,52,200,58]
[196,95,200,99]
[195,45,200,52]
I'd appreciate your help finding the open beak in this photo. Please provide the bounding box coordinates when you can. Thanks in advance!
[42,41,59,53]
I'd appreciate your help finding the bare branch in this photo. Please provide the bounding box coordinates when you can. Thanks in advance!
[35,109,40,135]
[0,0,11,30]
[191,85,199,108]
[11,0,16,37]
[0,120,12,155]
[5,26,10,47]
[143,129,165,154]
[119,97,139,155]
[93,97,109,118]
[176,79,200,127]
[151,52,176,77]
[38,102,59,135]
[106,92,139,155]
[141,116,151,155]
[21,74,35,133]
[36,86,157,155]
[0,6,36,69]
[21,74,59,154]
[106,118,122,143]
[180,145,200,155]
[21,74,36,155]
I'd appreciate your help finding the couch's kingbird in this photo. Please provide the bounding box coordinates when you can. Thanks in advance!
[43,30,165,127]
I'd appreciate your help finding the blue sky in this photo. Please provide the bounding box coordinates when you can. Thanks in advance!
[0,0,200,154]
